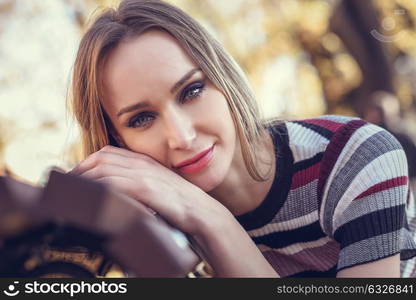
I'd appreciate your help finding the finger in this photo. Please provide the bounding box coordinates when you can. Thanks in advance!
[95,175,156,212]
[70,149,136,175]
[101,145,152,161]
[100,145,137,158]
[96,176,159,217]
[79,164,134,180]
[70,145,158,175]
[95,175,136,198]
[101,145,163,167]
[96,174,184,228]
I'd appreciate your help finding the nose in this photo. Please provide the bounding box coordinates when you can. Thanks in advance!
[164,105,196,150]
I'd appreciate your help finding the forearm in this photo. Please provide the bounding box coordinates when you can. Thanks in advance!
[192,212,280,278]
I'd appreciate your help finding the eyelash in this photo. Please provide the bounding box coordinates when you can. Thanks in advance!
[126,81,206,129]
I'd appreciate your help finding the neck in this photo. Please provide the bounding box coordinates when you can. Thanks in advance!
[208,130,276,216]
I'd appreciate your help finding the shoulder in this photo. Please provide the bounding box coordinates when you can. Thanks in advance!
[272,114,405,177]
[264,115,363,164]
[317,116,409,236]
[265,115,359,138]
[263,116,414,273]
[264,115,407,191]
[305,117,414,273]
[266,115,408,229]
[318,116,406,200]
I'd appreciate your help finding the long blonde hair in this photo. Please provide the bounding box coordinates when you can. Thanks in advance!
[69,0,271,181]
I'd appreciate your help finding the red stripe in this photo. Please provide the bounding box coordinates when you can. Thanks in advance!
[302,118,345,132]
[354,176,408,200]
[291,162,321,190]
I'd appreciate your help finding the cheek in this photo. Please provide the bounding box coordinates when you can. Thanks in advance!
[213,95,236,141]
[200,90,236,132]
[123,131,166,164]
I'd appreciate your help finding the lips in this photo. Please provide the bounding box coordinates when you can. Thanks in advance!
[174,145,214,174]
[174,146,213,168]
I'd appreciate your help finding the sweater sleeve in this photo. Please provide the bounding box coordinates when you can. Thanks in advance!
[318,119,416,273]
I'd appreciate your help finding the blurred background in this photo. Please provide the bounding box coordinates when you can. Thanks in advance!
[1,0,416,186]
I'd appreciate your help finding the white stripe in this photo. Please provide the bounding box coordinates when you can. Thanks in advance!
[247,211,319,237]
[333,149,408,230]
[319,124,383,233]
[318,115,359,124]
[258,236,333,256]
[286,122,330,163]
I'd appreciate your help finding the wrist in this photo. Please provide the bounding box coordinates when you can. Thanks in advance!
[189,196,235,239]
[189,204,278,277]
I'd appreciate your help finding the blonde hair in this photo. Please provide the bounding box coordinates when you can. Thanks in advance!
[69,0,271,181]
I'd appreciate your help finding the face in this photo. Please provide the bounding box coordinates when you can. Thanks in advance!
[101,30,237,191]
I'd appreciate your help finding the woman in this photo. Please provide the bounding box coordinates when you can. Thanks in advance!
[69,0,416,277]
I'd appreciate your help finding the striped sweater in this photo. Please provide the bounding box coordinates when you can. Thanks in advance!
[236,115,416,277]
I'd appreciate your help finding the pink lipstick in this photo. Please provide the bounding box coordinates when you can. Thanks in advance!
[174,145,214,174]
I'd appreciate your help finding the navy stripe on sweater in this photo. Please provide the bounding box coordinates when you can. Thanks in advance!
[333,205,406,248]
[252,221,326,249]
[288,265,338,278]
[293,121,334,140]
[293,152,323,172]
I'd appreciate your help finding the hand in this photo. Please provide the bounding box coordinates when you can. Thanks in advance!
[69,146,279,277]
[68,145,232,236]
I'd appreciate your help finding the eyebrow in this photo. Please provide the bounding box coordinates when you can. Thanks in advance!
[116,67,201,119]
[170,68,200,94]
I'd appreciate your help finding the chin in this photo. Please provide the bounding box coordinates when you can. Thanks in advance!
[198,180,221,192]
[185,169,225,192]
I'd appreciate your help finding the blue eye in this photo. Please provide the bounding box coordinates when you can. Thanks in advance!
[127,113,155,128]
[126,81,205,129]
[179,81,205,103]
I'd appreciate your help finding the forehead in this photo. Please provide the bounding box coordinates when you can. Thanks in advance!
[114,30,192,65]
[101,30,197,108]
